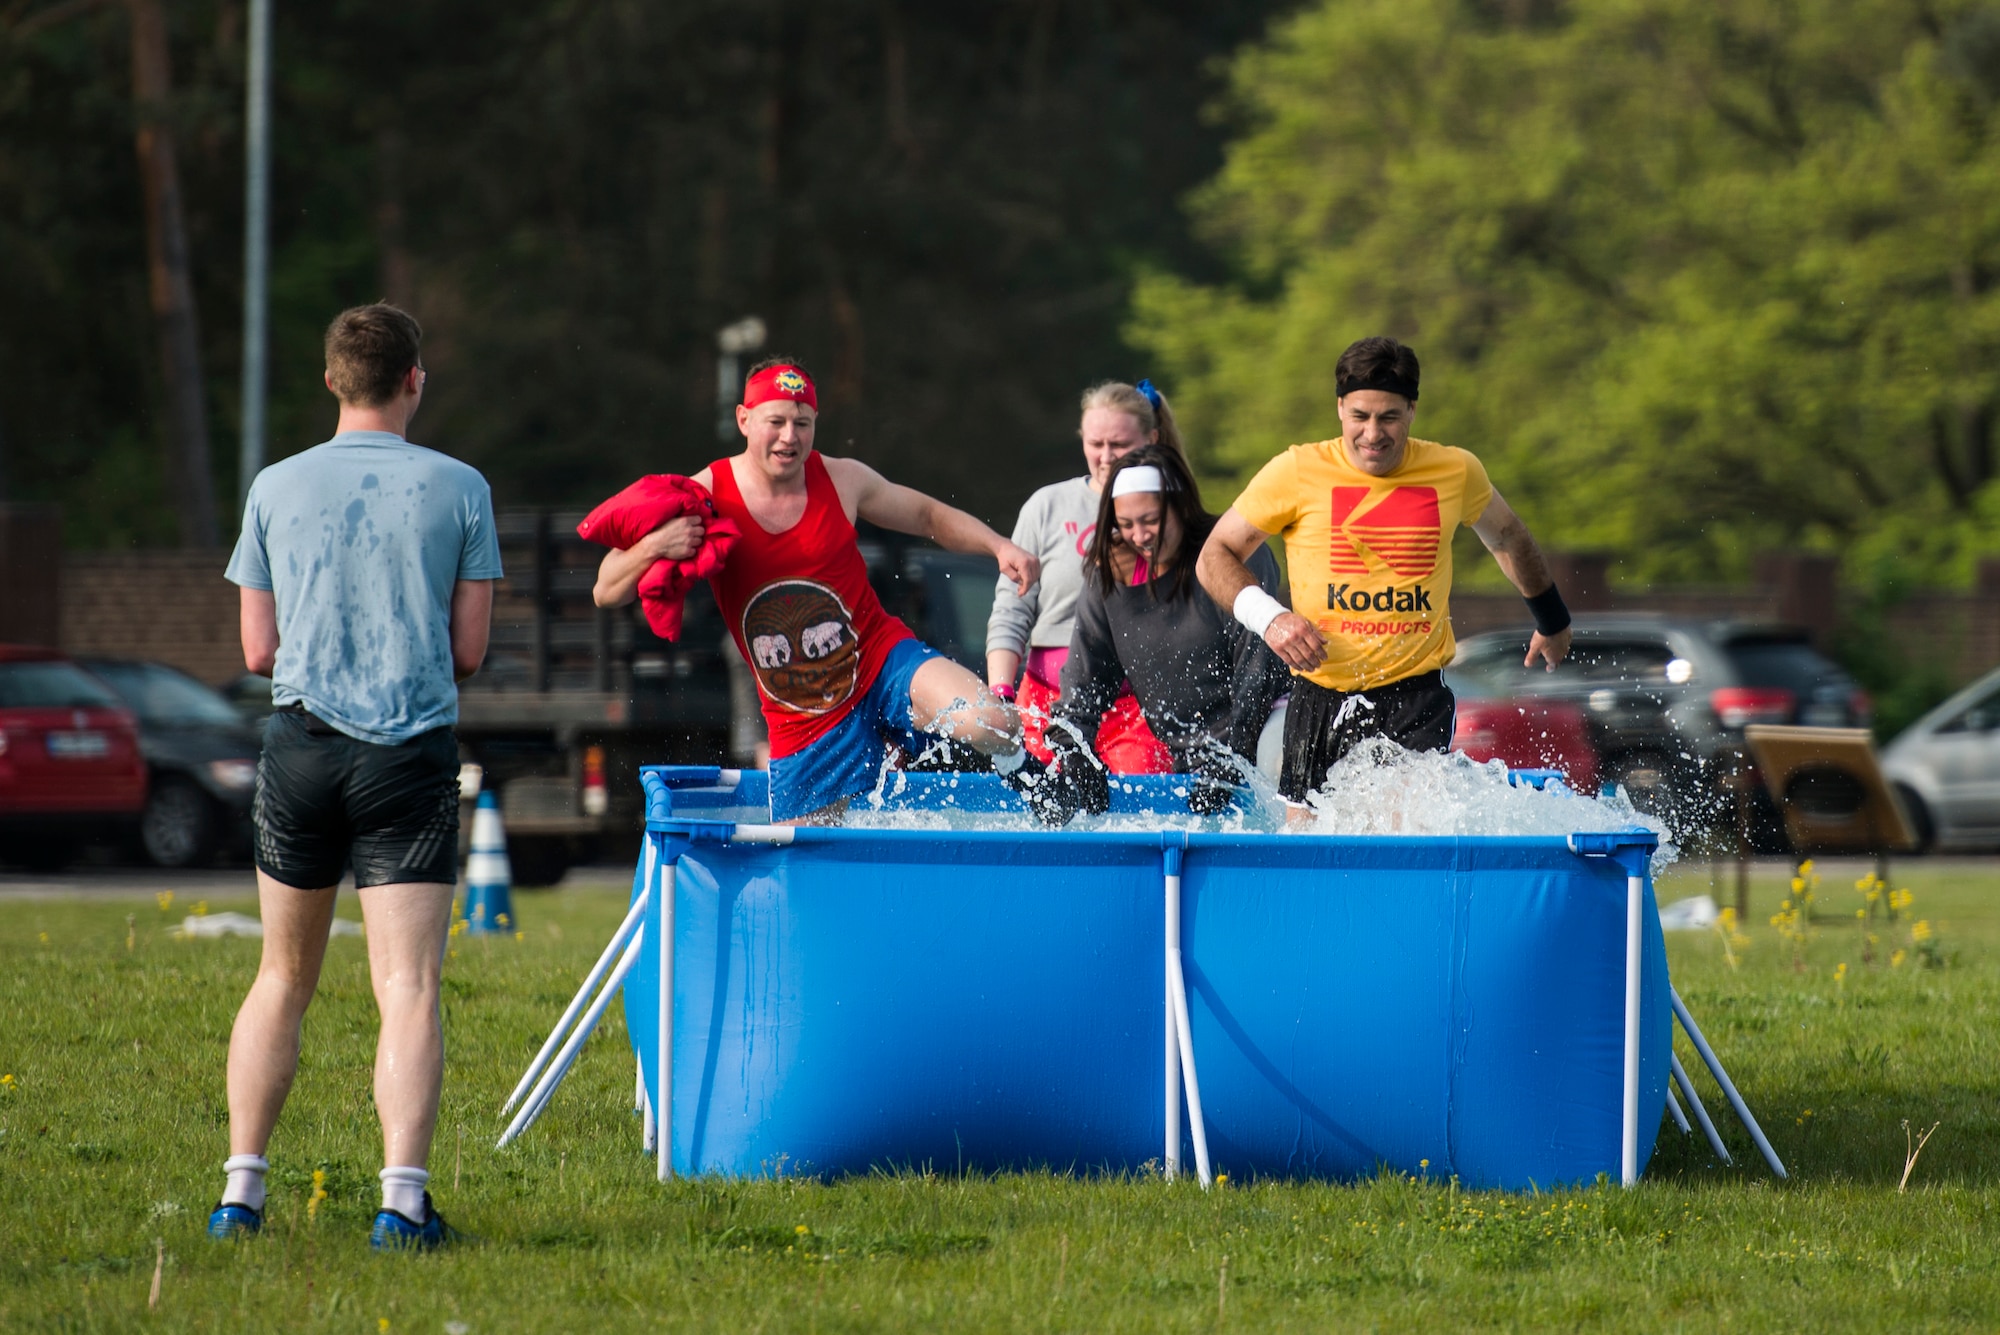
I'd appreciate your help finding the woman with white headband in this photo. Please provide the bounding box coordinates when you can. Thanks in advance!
[984,380,1181,772]
[1045,444,1290,813]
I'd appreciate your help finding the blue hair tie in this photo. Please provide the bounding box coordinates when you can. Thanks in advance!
[1135,378,1163,412]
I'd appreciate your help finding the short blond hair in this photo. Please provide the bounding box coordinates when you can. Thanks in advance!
[1079,380,1186,459]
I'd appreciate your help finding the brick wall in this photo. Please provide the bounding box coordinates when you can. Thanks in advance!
[26,542,2000,693]
[58,551,243,685]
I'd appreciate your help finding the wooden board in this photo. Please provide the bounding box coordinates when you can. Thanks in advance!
[1743,725,1918,854]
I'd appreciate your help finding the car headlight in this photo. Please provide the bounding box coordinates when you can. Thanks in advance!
[208,759,258,791]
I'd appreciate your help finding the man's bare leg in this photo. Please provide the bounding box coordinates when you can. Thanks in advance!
[226,873,340,1158]
[908,657,1022,757]
[355,881,455,1175]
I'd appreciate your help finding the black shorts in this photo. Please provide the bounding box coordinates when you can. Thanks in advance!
[1279,669,1456,802]
[253,708,461,889]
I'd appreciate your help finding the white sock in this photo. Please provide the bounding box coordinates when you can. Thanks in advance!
[991,746,1026,776]
[380,1166,430,1221]
[222,1154,268,1213]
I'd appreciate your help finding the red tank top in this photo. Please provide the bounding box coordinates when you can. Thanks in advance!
[707,454,915,759]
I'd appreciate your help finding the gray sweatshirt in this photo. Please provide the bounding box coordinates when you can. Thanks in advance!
[986,476,1100,659]
[1054,543,1290,765]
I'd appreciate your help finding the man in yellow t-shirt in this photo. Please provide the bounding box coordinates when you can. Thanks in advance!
[1197,336,1573,804]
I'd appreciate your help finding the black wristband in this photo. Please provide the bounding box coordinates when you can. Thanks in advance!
[1524,583,1571,637]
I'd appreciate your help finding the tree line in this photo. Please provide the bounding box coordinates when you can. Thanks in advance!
[1140,0,2000,595]
[1,0,1287,548]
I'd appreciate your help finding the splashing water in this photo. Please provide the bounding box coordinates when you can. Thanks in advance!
[849,735,1672,871]
[1300,739,1676,870]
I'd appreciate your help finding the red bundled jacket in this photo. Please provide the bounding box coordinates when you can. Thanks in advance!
[576,475,741,641]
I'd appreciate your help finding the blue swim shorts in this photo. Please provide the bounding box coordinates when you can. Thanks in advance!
[767,638,943,820]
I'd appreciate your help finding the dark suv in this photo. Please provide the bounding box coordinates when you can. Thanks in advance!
[79,659,261,867]
[1447,616,1870,842]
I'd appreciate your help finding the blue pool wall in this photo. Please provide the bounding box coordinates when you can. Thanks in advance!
[624,766,1670,1188]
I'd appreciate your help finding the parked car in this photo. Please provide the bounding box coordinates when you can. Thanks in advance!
[1448,617,1871,842]
[0,646,148,870]
[1881,663,2000,851]
[78,658,260,868]
[221,672,276,734]
[1444,693,1601,792]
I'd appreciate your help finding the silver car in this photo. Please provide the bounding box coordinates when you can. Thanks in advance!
[1882,664,2000,851]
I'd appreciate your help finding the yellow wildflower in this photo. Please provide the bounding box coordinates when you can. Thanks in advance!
[1912,920,1933,943]
[1891,949,1907,968]
[155,890,174,913]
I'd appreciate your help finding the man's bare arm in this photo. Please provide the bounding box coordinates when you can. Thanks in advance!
[1198,509,1325,672]
[450,579,495,682]
[590,466,715,608]
[1468,490,1572,670]
[240,587,279,677]
[829,456,1041,595]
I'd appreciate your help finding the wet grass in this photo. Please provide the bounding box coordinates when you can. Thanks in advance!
[1,859,1997,1331]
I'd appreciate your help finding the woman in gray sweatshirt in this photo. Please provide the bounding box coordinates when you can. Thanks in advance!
[1048,445,1290,813]
[985,380,1185,769]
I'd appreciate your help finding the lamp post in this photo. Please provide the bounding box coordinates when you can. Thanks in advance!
[715,317,766,443]
[237,0,272,516]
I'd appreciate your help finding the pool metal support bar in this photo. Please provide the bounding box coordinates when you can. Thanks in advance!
[1670,1051,1733,1166]
[1162,845,1213,1188]
[1672,986,1788,1179]
[1569,833,1651,1187]
[1622,869,1643,1186]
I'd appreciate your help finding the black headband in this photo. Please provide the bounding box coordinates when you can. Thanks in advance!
[1335,371,1419,403]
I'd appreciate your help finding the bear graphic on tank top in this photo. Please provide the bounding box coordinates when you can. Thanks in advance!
[741,578,861,714]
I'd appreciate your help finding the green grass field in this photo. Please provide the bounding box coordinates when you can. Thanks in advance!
[3,858,1997,1332]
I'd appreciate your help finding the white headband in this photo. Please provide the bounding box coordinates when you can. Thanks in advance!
[1110,465,1167,499]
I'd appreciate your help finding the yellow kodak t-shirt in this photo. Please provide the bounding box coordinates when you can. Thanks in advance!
[1232,437,1493,693]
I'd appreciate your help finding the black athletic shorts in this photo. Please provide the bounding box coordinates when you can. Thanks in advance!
[253,708,461,889]
[1279,669,1456,802]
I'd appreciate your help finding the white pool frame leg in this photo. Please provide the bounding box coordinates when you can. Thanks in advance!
[655,841,675,1182]
[1621,871,1643,1187]
[1163,847,1211,1189]
[640,1062,655,1154]
[1164,862,1182,1181]
[1671,986,1787,1179]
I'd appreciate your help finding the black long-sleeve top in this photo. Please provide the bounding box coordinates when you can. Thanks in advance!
[1053,544,1289,767]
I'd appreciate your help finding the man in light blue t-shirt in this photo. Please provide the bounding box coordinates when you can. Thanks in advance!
[210,304,500,1252]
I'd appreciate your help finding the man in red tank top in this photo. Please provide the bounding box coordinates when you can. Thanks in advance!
[594,358,1107,824]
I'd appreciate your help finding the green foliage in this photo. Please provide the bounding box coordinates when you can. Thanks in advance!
[0,2,1290,545]
[1137,0,2000,585]
[2,866,1999,1330]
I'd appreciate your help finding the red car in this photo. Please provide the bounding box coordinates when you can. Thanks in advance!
[1449,696,1601,794]
[0,645,148,869]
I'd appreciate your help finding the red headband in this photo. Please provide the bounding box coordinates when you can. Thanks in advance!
[742,364,818,411]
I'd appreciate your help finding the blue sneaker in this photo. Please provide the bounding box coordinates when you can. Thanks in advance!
[207,1202,262,1240]
[369,1192,455,1252]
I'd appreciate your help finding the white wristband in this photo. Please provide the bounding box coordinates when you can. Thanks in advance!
[1233,585,1287,639]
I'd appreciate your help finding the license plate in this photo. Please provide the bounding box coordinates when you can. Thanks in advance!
[47,731,109,759]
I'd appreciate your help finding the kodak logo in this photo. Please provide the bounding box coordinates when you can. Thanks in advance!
[1327,583,1433,614]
